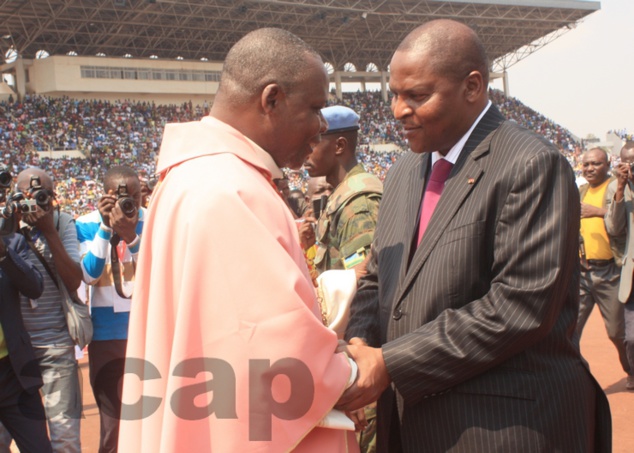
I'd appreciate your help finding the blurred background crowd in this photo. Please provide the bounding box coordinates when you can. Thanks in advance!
[0,88,623,216]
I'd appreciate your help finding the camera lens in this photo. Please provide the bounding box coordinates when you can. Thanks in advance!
[0,171,12,188]
[118,197,137,217]
[33,189,50,207]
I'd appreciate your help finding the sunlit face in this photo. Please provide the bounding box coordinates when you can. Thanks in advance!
[305,176,333,201]
[107,176,142,212]
[620,147,634,182]
[274,178,291,199]
[272,55,329,170]
[581,149,609,186]
[304,134,337,178]
[389,49,470,155]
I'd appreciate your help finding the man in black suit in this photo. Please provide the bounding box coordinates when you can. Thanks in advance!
[339,19,610,452]
[0,228,52,452]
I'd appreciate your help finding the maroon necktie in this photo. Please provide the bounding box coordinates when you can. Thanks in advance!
[417,158,453,246]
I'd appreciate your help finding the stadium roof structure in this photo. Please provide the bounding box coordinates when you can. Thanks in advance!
[1,0,600,72]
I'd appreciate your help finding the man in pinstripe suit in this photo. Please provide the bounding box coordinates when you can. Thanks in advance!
[339,19,611,452]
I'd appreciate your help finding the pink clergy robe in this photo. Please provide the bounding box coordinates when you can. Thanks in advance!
[118,117,357,453]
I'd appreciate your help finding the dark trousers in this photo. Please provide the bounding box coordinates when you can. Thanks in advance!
[578,263,632,374]
[89,340,127,453]
[0,356,52,453]
[624,300,634,374]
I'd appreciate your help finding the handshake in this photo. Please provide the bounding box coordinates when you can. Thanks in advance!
[334,337,390,413]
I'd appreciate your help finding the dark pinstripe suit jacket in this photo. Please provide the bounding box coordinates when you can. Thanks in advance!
[346,105,611,452]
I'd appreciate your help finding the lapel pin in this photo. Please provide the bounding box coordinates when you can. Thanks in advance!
[468,178,475,184]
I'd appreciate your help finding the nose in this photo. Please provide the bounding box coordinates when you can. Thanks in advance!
[391,95,411,120]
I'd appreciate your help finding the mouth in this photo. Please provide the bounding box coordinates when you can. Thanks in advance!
[402,125,420,134]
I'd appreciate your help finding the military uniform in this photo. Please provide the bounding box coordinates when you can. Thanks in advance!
[314,163,382,274]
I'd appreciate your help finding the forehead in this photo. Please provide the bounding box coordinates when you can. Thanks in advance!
[17,171,52,189]
[389,49,436,90]
[108,175,140,191]
[582,150,606,162]
[621,147,634,161]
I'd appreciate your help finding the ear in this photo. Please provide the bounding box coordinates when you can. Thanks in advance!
[334,136,347,156]
[261,83,284,114]
[463,71,485,103]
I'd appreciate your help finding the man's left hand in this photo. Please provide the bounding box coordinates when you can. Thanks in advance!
[336,337,391,412]
[580,202,605,219]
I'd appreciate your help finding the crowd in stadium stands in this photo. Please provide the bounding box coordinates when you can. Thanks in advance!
[610,129,633,141]
[0,88,605,217]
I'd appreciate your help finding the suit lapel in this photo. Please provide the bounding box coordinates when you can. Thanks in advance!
[393,105,505,306]
[398,153,429,283]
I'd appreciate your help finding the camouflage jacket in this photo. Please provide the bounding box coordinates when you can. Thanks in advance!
[315,164,383,273]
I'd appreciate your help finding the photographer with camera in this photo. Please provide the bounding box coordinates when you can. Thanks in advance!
[75,166,144,453]
[605,141,634,391]
[0,181,52,452]
[0,168,84,453]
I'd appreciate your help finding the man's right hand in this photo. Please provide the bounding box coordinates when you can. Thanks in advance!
[97,192,117,228]
[297,217,316,251]
[614,162,630,202]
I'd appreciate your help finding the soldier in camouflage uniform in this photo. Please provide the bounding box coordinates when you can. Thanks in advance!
[304,106,383,274]
[304,105,381,453]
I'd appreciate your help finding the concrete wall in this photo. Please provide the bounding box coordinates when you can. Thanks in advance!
[24,55,222,105]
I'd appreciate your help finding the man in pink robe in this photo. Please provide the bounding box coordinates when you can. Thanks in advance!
[118,28,358,452]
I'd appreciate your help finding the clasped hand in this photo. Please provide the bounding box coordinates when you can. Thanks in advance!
[336,337,391,412]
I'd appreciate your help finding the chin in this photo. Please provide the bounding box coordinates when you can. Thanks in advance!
[286,160,304,171]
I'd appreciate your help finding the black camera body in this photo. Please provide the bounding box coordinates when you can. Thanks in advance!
[629,162,634,173]
[117,184,137,218]
[26,176,53,209]
[0,168,18,236]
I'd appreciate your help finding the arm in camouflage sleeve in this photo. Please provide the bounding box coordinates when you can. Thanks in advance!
[336,193,381,270]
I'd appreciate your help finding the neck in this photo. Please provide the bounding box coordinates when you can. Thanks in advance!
[327,158,358,188]
[589,177,609,188]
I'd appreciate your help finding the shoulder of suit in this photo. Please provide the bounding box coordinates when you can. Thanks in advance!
[494,120,562,160]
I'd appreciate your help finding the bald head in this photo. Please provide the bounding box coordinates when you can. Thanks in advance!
[17,167,54,192]
[217,28,323,105]
[397,19,489,85]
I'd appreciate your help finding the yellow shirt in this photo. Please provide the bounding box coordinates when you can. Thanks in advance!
[0,326,7,359]
[580,179,612,260]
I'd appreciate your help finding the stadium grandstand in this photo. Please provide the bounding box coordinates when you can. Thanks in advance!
[1,0,599,102]
[0,0,606,216]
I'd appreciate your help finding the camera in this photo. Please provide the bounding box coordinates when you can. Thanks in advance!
[629,162,634,173]
[1,192,38,217]
[16,198,38,214]
[26,176,53,209]
[0,167,12,189]
[117,184,137,218]
[146,175,158,192]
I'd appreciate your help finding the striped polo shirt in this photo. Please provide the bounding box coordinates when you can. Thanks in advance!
[76,208,144,341]
[20,211,79,348]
